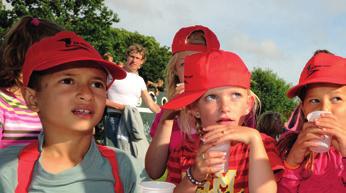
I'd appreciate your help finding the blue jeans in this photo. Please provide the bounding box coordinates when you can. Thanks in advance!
[104,111,122,148]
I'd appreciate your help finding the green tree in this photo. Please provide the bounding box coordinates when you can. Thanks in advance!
[0,0,119,52]
[251,68,297,120]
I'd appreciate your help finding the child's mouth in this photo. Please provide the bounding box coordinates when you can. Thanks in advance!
[72,108,94,118]
[217,118,234,125]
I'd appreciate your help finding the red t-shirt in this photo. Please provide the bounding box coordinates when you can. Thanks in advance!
[166,133,284,193]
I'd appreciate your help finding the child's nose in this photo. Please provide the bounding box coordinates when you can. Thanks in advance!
[320,100,331,112]
[220,98,230,113]
[77,85,93,101]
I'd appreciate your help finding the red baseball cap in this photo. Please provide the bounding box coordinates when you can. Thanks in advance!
[162,50,251,110]
[22,31,126,87]
[171,25,220,54]
[287,52,346,98]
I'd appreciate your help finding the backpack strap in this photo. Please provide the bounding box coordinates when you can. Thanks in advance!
[98,145,125,193]
[15,141,124,193]
[15,140,40,193]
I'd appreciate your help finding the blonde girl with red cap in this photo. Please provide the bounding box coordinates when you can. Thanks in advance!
[161,50,283,193]
[146,25,260,181]
[277,50,346,193]
[146,25,221,179]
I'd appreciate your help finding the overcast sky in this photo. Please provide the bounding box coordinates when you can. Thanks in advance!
[106,0,346,84]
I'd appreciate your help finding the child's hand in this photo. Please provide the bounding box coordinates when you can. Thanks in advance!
[315,113,346,156]
[191,142,227,180]
[161,109,180,120]
[286,122,325,166]
[201,124,262,145]
[175,83,185,96]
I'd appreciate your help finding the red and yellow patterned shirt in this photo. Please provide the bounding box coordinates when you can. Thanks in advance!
[166,133,284,193]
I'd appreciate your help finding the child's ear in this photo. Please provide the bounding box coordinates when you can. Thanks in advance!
[187,105,201,119]
[21,87,39,112]
[246,95,255,115]
[189,109,201,119]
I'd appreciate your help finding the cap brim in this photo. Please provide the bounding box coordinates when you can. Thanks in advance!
[35,57,126,86]
[162,90,206,110]
[287,77,346,98]
[287,84,304,98]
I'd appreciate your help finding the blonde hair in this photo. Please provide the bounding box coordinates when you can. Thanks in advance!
[165,53,180,99]
[178,89,261,135]
[125,44,147,62]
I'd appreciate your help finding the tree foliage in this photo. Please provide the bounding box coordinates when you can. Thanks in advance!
[251,68,297,120]
[0,0,171,82]
[1,0,118,49]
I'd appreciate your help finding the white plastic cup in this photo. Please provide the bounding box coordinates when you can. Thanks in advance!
[139,181,176,193]
[306,111,331,153]
[208,143,230,173]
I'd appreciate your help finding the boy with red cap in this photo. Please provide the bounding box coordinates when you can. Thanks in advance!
[145,25,221,179]
[160,50,282,193]
[277,50,346,193]
[0,31,146,193]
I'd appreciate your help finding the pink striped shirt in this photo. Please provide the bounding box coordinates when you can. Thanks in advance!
[0,91,42,148]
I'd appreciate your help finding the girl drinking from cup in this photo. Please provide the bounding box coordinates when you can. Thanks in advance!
[278,50,346,193]
[162,50,283,193]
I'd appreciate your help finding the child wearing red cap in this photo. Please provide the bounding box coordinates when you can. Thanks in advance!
[0,16,64,148]
[0,31,146,193]
[145,25,221,179]
[161,50,283,193]
[277,50,346,193]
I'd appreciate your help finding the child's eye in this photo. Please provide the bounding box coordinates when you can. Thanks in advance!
[205,94,217,101]
[309,99,320,104]
[230,92,242,101]
[91,81,106,89]
[59,78,74,85]
[331,96,342,103]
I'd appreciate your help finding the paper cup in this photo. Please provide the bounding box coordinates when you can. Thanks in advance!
[208,143,230,173]
[307,111,330,122]
[306,111,331,153]
[139,181,176,193]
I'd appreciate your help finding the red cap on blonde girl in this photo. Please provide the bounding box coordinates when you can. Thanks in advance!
[162,50,251,110]
[171,25,220,54]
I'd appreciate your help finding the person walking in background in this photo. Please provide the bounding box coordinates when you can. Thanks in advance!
[103,52,115,63]
[277,50,346,193]
[0,31,145,193]
[257,111,285,141]
[104,44,160,160]
[0,16,64,148]
[145,25,221,180]
[161,50,282,193]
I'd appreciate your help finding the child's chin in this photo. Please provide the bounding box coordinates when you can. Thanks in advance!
[72,123,94,132]
[217,121,236,126]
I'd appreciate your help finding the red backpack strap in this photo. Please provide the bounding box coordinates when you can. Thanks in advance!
[15,141,40,193]
[98,145,124,193]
